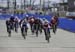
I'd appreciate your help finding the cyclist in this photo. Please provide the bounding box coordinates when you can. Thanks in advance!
[28,16,35,34]
[50,15,59,34]
[21,19,28,39]
[43,20,51,42]
[6,18,12,37]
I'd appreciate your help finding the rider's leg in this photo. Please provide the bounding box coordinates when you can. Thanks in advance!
[36,24,39,37]
[48,28,51,38]
[44,29,47,40]
[21,28,24,36]
[53,25,56,34]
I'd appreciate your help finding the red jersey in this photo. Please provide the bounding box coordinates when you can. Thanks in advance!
[29,18,35,24]
[51,19,56,24]
[44,23,48,28]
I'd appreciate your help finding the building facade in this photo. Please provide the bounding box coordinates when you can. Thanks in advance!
[68,0,75,12]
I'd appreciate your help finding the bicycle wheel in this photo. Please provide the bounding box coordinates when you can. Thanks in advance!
[7,25,11,37]
[23,27,26,39]
[8,29,11,37]
[46,29,50,43]
[36,24,39,37]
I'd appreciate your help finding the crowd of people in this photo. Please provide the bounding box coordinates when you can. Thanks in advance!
[6,14,59,43]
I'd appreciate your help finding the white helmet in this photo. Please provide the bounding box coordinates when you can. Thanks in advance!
[26,15,29,17]
[15,16,18,18]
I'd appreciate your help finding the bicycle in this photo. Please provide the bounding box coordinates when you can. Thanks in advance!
[21,27,27,39]
[7,25,11,37]
[44,27,51,43]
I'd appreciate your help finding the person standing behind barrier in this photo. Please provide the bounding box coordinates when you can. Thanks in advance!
[50,15,59,34]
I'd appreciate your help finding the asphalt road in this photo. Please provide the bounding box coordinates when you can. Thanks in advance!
[0,20,75,52]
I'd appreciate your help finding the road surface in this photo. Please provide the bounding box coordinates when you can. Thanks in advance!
[0,20,75,52]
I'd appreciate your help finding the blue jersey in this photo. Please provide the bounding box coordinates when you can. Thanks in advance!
[22,22,27,28]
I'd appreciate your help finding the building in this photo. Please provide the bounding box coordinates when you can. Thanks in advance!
[68,0,75,12]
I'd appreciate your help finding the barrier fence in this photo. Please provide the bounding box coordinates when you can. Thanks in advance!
[0,14,75,33]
